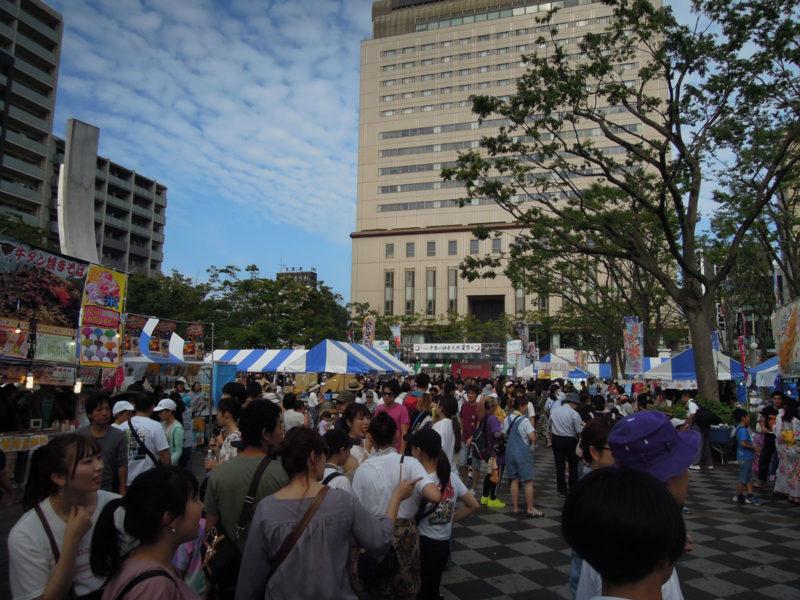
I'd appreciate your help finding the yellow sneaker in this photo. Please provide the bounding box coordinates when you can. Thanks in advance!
[480,496,490,505]
[487,498,506,508]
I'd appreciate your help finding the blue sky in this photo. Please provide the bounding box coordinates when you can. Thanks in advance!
[47,0,696,303]
[48,0,373,301]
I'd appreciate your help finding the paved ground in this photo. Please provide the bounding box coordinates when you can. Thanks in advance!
[1,446,798,599]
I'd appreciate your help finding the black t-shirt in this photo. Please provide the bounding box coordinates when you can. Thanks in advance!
[760,405,778,436]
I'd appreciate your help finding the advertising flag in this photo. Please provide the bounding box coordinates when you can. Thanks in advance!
[79,266,127,367]
[362,317,375,346]
[389,325,402,349]
[623,316,644,375]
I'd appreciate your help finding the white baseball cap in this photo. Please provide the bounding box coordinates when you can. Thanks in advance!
[112,401,134,416]
[154,399,177,412]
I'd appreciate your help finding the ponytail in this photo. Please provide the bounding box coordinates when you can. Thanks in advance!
[411,427,450,485]
[89,497,125,577]
[435,449,451,487]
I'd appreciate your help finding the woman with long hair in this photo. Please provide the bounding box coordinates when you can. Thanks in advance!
[236,426,418,599]
[411,428,479,599]
[433,394,462,474]
[343,402,372,477]
[90,467,202,599]
[479,394,506,508]
[205,396,242,470]
[8,434,111,600]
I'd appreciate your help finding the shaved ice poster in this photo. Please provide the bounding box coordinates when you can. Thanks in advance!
[79,266,128,367]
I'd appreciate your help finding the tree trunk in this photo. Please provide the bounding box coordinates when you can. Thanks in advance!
[684,304,720,402]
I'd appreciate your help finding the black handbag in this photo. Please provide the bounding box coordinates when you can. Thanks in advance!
[202,455,271,587]
[356,545,399,579]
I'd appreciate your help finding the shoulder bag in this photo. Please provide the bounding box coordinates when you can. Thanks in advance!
[127,420,162,467]
[202,455,271,587]
[266,486,329,584]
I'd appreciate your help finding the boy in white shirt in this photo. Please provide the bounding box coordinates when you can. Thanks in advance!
[322,430,353,493]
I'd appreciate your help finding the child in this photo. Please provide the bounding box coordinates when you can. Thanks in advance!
[733,408,762,505]
[318,410,333,435]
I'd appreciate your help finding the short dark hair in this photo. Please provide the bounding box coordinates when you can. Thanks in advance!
[222,381,247,404]
[344,402,371,429]
[133,392,156,413]
[84,392,111,417]
[733,408,748,424]
[368,411,397,447]
[562,467,685,586]
[415,372,430,389]
[246,381,263,400]
[282,393,298,410]
[323,429,352,457]
[239,400,282,448]
[381,379,400,397]
[218,396,243,422]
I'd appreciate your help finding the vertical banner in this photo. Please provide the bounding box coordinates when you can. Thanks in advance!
[79,266,127,367]
[516,322,529,354]
[773,300,800,376]
[529,342,539,360]
[506,339,523,368]
[122,314,148,357]
[389,325,402,349]
[183,323,205,361]
[623,316,644,375]
[711,331,721,352]
[362,317,375,346]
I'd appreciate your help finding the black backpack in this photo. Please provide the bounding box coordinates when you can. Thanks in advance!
[470,421,490,460]
[695,407,722,428]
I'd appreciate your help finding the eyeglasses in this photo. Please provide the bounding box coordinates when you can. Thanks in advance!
[382,391,394,397]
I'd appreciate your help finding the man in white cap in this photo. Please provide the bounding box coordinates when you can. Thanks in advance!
[550,394,583,497]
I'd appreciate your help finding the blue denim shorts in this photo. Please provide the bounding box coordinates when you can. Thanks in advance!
[738,459,754,484]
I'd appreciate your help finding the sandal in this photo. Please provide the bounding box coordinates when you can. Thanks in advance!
[527,508,544,518]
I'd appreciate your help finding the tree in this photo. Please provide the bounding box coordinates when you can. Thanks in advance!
[126,270,213,322]
[0,214,58,252]
[443,0,800,400]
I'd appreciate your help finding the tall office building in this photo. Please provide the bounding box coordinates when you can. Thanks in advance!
[0,0,62,229]
[351,0,663,338]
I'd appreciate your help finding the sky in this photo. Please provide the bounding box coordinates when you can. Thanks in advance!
[47,0,697,304]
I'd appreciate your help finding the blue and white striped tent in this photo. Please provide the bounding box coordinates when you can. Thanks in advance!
[281,339,413,375]
[210,349,307,373]
[643,348,745,381]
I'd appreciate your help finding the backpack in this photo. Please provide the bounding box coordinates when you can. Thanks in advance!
[695,406,722,428]
[470,420,490,460]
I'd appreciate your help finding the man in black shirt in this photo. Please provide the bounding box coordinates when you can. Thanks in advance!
[757,391,784,486]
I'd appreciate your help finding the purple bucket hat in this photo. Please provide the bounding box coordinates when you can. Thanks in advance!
[608,411,700,482]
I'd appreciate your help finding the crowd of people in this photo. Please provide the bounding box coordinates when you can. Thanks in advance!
[5,371,799,599]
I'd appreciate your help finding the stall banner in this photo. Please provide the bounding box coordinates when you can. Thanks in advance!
[183,323,205,361]
[77,367,102,385]
[32,364,75,385]
[149,319,177,359]
[35,324,77,363]
[0,317,30,359]
[415,343,482,354]
[772,299,800,377]
[0,236,88,329]
[389,325,402,349]
[623,316,644,375]
[506,339,523,367]
[122,314,148,357]
[0,363,27,384]
[79,266,127,367]
[662,380,698,390]
[374,340,390,351]
[362,317,375,346]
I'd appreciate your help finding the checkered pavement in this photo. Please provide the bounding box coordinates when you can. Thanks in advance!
[442,448,800,600]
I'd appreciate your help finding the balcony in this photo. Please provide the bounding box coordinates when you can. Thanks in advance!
[17,8,60,44]
[131,203,151,218]
[153,212,165,225]
[152,231,164,243]
[102,257,128,272]
[155,193,166,207]
[3,154,43,179]
[95,168,107,180]
[4,129,46,155]
[15,32,57,66]
[0,205,39,226]
[0,179,41,202]
[11,79,52,109]
[104,214,130,230]
[150,249,163,262]
[134,184,153,199]
[0,20,13,43]
[128,243,149,257]
[9,105,49,133]
[0,0,15,15]
[130,223,151,237]
[14,56,55,87]
[105,195,129,212]
[102,236,128,252]
[108,174,131,190]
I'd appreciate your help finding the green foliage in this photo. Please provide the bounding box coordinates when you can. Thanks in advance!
[442,0,800,401]
[126,266,348,349]
[0,214,58,252]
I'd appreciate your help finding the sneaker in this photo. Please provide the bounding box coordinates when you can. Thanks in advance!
[480,496,490,505]
[689,465,701,471]
[487,498,506,508]
[706,465,714,470]
[732,495,745,505]
[746,495,762,505]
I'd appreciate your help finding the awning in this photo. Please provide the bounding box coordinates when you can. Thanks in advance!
[642,348,745,381]
[281,339,413,375]
[210,349,307,372]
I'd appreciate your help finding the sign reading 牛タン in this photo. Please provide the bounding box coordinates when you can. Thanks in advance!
[414,343,481,353]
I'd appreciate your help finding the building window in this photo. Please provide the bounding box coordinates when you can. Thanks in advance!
[459,100,471,107]
[440,102,453,109]
[386,243,394,258]
[385,271,394,315]
[441,71,453,78]
[427,241,436,256]
[448,268,458,311]
[459,84,472,91]
[381,110,395,116]
[402,46,415,54]
[402,91,415,99]
[422,43,435,50]
[459,37,471,45]
[421,73,435,80]
[426,269,436,315]
[497,63,510,70]
[421,89,434,96]
[492,238,502,254]
[478,65,491,73]
[441,55,453,62]
[406,242,415,257]
[448,240,457,255]
[402,61,416,68]
[405,270,415,316]
[382,94,396,101]
[478,81,491,88]
[539,295,549,312]
[478,49,491,57]
[477,34,490,42]
[497,47,510,54]
[516,28,528,36]
[470,239,479,254]
[458,53,472,60]
[383,64,397,71]
[496,31,509,39]
[515,287,525,314]
[441,40,453,47]
[441,86,452,94]
[421,58,435,65]
[382,49,397,56]
[497,79,511,86]
[458,68,471,76]
[516,45,529,52]
[401,107,415,114]
[422,104,434,112]
[402,76,415,84]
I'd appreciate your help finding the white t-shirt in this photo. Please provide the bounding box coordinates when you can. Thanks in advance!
[433,418,457,471]
[687,401,699,417]
[118,415,169,484]
[9,491,119,600]
[417,471,468,541]
[503,413,535,443]
[323,466,352,493]
[352,451,429,520]
[577,561,683,600]
[349,442,368,466]
[307,392,319,408]
[283,409,305,431]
